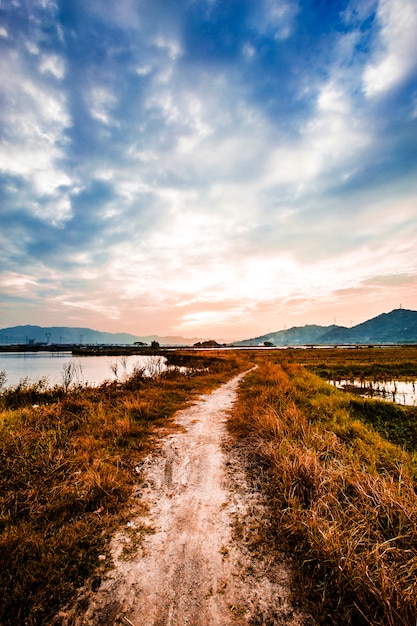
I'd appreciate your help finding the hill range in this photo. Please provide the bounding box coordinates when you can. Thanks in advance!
[233,308,417,346]
[0,326,204,347]
[0,308,416,347]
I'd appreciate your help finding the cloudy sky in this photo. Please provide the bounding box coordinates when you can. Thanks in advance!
[0,0,416,340]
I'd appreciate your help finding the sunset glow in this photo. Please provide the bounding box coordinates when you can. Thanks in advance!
[1,0,416,340]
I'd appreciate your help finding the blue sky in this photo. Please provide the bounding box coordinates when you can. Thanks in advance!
[0,0,416,340]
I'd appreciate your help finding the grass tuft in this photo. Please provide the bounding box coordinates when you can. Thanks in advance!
[230,354,417,625]
[0,350,246,625]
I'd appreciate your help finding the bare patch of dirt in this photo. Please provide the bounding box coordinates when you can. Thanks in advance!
[54,371,315,626]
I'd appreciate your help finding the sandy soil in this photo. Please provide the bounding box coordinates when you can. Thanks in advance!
[55,370,314,626]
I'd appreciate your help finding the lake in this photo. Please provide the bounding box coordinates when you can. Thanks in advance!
[0,352,166,389]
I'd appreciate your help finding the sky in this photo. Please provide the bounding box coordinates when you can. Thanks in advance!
[0,0,417,341]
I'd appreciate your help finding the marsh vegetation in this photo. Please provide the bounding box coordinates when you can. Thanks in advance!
[230,346,417,625]
[1,346,417,625]
[0,352,244,625]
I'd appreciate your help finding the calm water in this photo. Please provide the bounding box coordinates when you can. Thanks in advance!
[0,352,166,389]
[329,379,417,406]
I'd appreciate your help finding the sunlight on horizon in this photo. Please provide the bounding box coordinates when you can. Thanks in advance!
[0,0,416,338]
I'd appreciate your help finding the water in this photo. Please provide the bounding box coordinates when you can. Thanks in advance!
[329,379,417,406]
[0,352,166,389]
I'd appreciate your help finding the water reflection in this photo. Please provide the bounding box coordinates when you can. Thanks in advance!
[0,352,166,389]
[329,379,417,406]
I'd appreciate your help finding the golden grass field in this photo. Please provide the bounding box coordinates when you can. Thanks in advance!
[1,346,416,625]
[230,346,417,625]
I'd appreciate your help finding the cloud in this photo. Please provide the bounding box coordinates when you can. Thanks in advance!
[363,0,417,96]
[0,0,416,337]
[250,0,299,40]
[87,85,117,126]
[39,53,66,79]
[364,273,417,286]
[0,24,73,227]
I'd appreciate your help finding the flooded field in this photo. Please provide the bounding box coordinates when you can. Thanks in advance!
[329,379,417,406]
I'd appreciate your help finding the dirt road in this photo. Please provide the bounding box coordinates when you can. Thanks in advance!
[58,371,312,626]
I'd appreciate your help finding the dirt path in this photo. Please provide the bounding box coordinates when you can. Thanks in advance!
[58,371,313,626]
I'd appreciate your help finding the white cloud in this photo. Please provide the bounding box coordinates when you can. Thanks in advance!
[39,54,66,79]
[87,86,117,125]
[86,0,142,32]
[242,43,256,59]
[306,102,369,163]
[19,78,70,132]
[317,83,350,114]
[145,90,181,125]
[0,272,38,293]
[153,36,183,61]
[263,81,369,190]
[252,0,299,40]
[136,65,152,76]
[30,194,72,226]
[363,0,417,96]
[144,84,269,186]
[26,41,40,55]
[1,0,416,337]
[0,49,73,225]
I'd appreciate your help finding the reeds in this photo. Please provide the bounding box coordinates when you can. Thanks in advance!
[0,350,246,625]
[230,360,417,625]
[298,345,417,382]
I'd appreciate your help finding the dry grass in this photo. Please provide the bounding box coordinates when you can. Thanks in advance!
[0,351,247,626]
[295,345,417,381]
[229,358,417,625]
[4,346,416,625]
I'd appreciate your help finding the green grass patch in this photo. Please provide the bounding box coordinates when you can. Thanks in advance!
[347,397,417,454]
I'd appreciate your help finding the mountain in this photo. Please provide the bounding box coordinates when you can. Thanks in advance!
[235,324,344,347]
[235,309,417,346]
[0,325,206,347]
[1,309,416,348]
[320,308,417,345]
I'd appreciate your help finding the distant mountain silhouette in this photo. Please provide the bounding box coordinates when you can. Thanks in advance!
[1,309,416,348]
[0,325,205,347]
[321,308,417,345]
[235,324,343,347]
[235,308,417,346]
